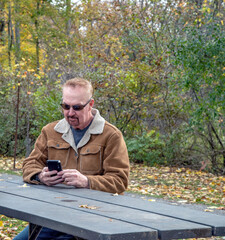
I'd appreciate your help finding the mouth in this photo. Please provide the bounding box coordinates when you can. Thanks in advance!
[68,116,79,124]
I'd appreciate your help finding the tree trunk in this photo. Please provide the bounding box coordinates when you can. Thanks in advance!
[13,83,20,169]
[35,0,40,73]
[0,1,5,44]
[15,0,21,64]
[7,1,13,68]
[66,0,71,36]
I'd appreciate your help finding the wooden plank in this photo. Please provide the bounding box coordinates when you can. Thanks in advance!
[0,192,156,240]
[68,189,225,236]
[15,179,224,237]
[0,180,211,240]
[3,174,225,237]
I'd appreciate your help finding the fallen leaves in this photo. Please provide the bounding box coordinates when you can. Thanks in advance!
[128,163,225,207]
[0,157,225,240]
[0,156,23,172]
[0,215,27,240]
[18,184,29,188]
[112,193,118,196]
[79,204,99,210]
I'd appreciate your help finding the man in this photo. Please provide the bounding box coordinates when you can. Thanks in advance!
[14,78,129,240]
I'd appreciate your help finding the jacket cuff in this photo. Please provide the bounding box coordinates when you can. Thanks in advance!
[31,173,41,182]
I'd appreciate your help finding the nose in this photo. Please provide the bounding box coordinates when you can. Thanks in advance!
[68,107,76,116]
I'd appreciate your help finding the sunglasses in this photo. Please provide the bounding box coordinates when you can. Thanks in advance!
[61,98,92,111]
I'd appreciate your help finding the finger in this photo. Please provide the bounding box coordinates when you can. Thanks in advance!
[43,167,48,172]
[50,174,62,180]
[64,176,74,183]
[48,170,58,177]
[46,176,63,186]
[57,171,64,177]
[51,178,64,184]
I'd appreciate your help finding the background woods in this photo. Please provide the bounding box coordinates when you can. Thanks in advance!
[0,0,224,173]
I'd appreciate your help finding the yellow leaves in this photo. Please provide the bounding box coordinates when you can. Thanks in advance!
[219,176,225,182]
[0,214,28,239]
[147,175,157,180]
[35,74,41,79]
[28,69,35,73]
[12,83,20,90]
[204,206,225,212]
[0,232,11,240]
[18,183,29,188]
[128,163,225,206]
[79,204,99,210]
[148,199,156,202]
[0,156,23,172]
[21,73,27,78]
[204,209,214,212]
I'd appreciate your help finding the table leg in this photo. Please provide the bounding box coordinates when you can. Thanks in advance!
[29,223,42,240]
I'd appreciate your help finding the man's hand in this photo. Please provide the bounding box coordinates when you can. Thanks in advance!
[38,167,64,186]
[58,169,89,188]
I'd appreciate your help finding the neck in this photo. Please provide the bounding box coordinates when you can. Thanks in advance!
[74,115,94,130]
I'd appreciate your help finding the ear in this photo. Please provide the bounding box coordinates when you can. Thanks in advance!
[89,98,94,109]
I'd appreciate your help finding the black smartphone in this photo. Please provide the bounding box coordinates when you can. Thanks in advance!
[47,160,62,176]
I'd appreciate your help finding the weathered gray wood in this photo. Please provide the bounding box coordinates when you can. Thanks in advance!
[6,175,224,236]
[0,191,156,240]
[0,176,212,240]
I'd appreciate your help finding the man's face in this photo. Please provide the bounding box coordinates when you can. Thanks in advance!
[62,86,94,129]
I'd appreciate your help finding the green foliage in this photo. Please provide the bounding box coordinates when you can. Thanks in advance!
[0,70,29,156]
[0,0,224,172]
[31,84,63,137]
[169,22,225,172]
[126,130,166,166]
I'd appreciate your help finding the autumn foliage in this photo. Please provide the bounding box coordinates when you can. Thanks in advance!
[0,0,224,173]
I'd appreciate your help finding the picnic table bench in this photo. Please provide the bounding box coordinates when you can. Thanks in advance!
[0,173,225,240]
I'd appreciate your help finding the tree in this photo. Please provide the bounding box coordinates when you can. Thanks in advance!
[170,6,225,172]
[0,0,224,173]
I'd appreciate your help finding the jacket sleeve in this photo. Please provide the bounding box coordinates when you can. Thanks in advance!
[87,130,130,194]
[22,128,48,184]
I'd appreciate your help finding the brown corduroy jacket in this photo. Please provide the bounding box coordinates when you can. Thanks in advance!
[23,109,130,194]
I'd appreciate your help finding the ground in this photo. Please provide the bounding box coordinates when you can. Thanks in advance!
[0,157,225,239]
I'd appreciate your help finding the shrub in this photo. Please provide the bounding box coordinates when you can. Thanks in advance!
[125,130,166,166]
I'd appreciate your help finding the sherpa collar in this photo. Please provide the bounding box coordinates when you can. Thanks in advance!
[54,108,105,151]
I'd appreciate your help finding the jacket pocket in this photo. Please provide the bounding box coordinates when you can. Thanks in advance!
[47,140,71,161]
[79,145,103,173]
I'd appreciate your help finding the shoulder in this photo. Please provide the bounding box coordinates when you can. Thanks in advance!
[41,120,61,136]
[104,121,123,137]
[42,120,60,130]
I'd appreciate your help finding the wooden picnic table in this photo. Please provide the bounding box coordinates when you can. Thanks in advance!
[0,173,225,240]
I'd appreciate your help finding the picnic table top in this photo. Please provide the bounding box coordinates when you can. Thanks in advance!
[0,173,225,240]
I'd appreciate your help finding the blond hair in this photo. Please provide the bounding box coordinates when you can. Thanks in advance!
[63,78,93,97]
